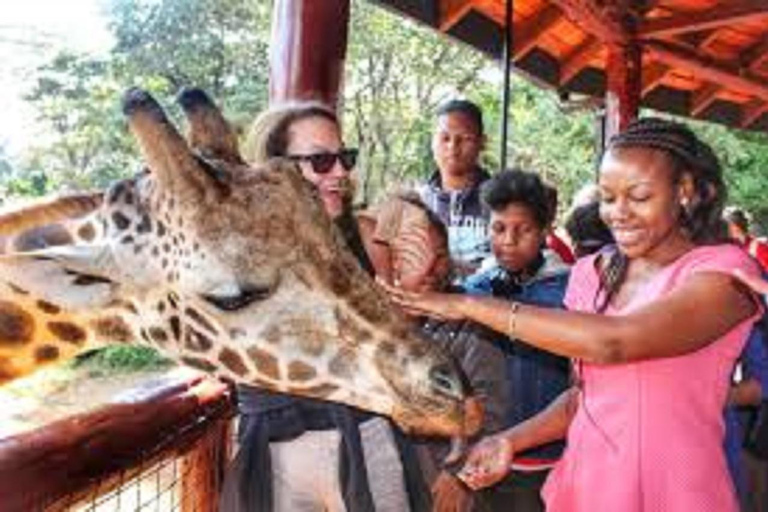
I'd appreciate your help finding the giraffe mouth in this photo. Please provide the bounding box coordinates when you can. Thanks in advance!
[391,393,484,438]
[462,395,484,437]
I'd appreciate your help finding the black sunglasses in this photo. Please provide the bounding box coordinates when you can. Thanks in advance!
[287,148,358,175]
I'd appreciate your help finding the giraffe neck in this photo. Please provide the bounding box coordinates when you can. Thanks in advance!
[0,281,138,381]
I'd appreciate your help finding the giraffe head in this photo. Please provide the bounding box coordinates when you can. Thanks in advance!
[0,88,482,437]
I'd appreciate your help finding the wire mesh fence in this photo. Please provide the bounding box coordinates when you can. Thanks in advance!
[48,416,234,512]
[1,370,236,512]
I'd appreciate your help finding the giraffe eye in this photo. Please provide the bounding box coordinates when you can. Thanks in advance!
[201,285,271,311]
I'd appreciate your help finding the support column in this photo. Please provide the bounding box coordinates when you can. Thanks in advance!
[603,42,641,145]
[268,0,350,109]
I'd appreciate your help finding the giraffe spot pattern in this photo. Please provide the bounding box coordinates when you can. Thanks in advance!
[77,222,96,242]
[219,348,249,376]
[180,356,217,373]
[136,214,152,234]
[263,325,282,345]
[169,316,181,341]
[288,361,317,382]
[328,348,358,379]
[47,321,87,345]
[0,357,17,383]
[185,307,219,335]
[148,327,169,346]
[93,316,134,343]
[335,308,373,344]
[0,300,34,345]
[35,345,60,362]
[246,346,280,380]
[185,328,213,352]
[36,300,61,315]
[111,211,131,231]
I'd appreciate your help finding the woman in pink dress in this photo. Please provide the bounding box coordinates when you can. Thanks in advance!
[387,118,763,511]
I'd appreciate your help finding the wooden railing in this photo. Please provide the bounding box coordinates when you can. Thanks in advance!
[0,367,236,512]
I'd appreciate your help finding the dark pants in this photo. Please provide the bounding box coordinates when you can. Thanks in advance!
[475,470,547,512]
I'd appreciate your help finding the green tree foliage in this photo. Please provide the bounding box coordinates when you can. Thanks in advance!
[5,0,768,232]
[686,120,768,233]
[344,1,491,202]
[8,0,271,198]
[108,0,271,126]
[19,52,136,192]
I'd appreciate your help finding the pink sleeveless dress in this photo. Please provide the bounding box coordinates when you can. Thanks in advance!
[542,245,762,512]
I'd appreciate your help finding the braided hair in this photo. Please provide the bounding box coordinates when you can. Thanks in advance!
[595,118,726,312]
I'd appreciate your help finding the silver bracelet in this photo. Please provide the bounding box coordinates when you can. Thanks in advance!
[507,301,521,338]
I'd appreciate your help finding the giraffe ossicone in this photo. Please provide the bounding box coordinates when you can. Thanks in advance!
[0,87,482,438]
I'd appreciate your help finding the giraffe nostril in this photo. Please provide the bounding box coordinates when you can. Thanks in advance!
[429,364,464,400]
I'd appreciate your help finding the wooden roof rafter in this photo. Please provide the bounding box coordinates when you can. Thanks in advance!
[439,0,477,32]
[644,39,768,102]
[641,61,669,97]
[742,100,768,129]
[559,36,602,86]
[690,83,723,118]
[743,34,768,73]
[548,0,637,44]
[639,0,768,38]
[374,0,768,133]
[512,4,563,61]
[696,29,725,53]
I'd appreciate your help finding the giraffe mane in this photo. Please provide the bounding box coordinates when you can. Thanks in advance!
[0,193,103,237]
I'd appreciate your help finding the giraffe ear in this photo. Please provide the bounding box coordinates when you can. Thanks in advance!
[177,88,243,165]
[0,245,124,311]
[123,88,223,201]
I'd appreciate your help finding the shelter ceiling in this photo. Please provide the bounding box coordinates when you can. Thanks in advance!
[373,0,768,133]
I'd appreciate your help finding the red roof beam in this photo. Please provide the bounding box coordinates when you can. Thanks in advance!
[641,61,669,97]
[549,0,633,45]
[639,0,768,38]
[690,83,722,117]
[741,100,768,129]
[512,5,563,61]
[559,37,602,86]
[742,34,768,73]
[644,40,768,102]
[439,0,476,32]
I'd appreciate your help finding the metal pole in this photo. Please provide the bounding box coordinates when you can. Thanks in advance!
[499,0,514,172]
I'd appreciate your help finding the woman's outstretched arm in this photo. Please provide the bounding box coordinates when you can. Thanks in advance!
[458,387,579,490]
[385,271,757,364]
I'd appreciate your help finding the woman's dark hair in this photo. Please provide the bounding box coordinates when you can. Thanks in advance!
[565,201,614,257]
[595,117,726,312]
[244,102,338,163]
[481,169,553,229]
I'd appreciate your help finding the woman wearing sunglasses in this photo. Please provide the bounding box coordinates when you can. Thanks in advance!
[220,102,429,512]
[245,103,359,219]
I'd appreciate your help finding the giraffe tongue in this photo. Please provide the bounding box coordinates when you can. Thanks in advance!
[443,436,467,466]
[443,396,485,466]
